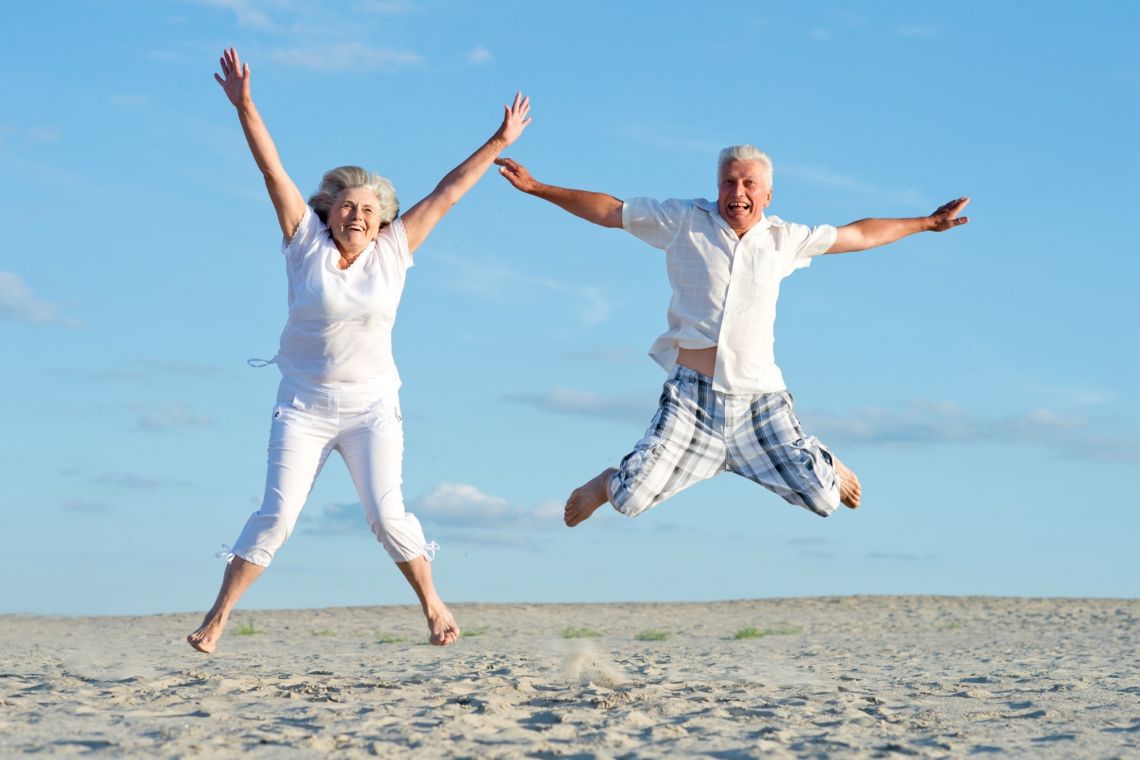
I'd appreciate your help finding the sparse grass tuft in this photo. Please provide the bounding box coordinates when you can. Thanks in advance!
[236,620,260,636]
[635,630,669,641]
[376,632,406,644]
[561,627,601,639]
[733,625,800,640]
[461,627,488,638]
[311,629,335,637]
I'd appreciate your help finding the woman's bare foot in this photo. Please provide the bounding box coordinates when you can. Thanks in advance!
[186,556,264,654]
[425,603,460,646]
[396,555,459,646]
[186,614,228,654]
[565,467,616,527]
[833,456,862,509]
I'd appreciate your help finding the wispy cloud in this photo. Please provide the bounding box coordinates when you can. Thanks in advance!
[467,46,492,65]
[504,387,651,425]
[269,42,423,71]
[868,551,935,562]
[614,124,722,156]
[85,472,193,491]
[303,482,562,541]
[805,399,1140,462]
[561,346,644,365]
[438,255,612,327]
[304,501,370,535]
[62,499,112,514]
[780,164,929,209]
[28,127,62,143]
[130,403,214,432]
[195,0,277,30]
[138,359,231,378]
[356,0,416,12]
[110,94,147,108]
[895,24,939,39]
[0,272,80,326]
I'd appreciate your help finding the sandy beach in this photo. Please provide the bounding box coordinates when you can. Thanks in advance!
[1,596,1137,757]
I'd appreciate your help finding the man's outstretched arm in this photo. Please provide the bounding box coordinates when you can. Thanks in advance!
[827,197,969,254]
[496,157,624,228]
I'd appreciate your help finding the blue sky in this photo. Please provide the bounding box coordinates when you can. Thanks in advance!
[2,1,1137,616]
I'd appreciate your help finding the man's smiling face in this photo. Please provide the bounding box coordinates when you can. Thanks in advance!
[717,159,773,236]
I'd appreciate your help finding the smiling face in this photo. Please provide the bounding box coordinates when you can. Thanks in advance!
[717,159,773,236]
[326,187,383,255]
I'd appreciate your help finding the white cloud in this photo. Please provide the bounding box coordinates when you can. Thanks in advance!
[27,127,61,143]
[895,24,939,39]
[270,42,423,71]
[62,499,112,514]
[614,124,722,156]
[86,472,192,491]
[0,272,79,326]
[803,399,1140,462]
[355,0,415,12]
[505,387,651,424]
[780,164,929,209]
[302,482,563,538]
[413,482,514,524]
[467,46,493,65]
[195,0,277,30]
[131,403,213,432]
[110,94,147,108]
[439,255,612,327]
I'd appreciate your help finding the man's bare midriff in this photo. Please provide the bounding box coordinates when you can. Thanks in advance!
[677,346,717,378]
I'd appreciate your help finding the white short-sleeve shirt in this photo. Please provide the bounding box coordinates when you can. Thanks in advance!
[623,197,836,393]
[275,207,413,390]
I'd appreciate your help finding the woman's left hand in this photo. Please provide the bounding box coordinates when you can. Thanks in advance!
[495,92,531,147]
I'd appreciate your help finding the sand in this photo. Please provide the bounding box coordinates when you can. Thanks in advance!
[1,596,1137,758]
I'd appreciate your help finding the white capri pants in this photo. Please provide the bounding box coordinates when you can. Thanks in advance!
[230,378,432,566]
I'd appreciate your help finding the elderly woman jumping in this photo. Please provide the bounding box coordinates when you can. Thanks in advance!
[188,48,530,652]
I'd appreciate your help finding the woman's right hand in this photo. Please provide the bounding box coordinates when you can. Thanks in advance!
[214,47,251,108]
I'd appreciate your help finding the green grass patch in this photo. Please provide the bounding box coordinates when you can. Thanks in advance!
[461,627,488,638]
[236,620,260,636]
[311,629,335,637]
[375,632,406,644]
[561,627,602,639]
[733,625,800,640]
[634,629,669,641]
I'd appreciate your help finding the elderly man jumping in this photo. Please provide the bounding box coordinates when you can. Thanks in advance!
[496,146,967,527]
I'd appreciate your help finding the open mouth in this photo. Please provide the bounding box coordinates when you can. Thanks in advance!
[727,201,751,212]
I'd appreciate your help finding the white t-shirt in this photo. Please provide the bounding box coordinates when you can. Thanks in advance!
[274,207,413,389]
[623,197,837,393]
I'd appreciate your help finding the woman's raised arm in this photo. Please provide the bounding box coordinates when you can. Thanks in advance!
[215,47,307,242]
[400,92,531,254]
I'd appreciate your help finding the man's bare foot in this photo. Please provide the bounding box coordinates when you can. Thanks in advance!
[565,467,616,527]
[186,614,227,654]
[425,603,460,646]
[833,456,862,509]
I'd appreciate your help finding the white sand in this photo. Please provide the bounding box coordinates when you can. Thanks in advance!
[2,597,1137,757]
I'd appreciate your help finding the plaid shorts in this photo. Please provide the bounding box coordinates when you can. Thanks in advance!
[607,365,841,518]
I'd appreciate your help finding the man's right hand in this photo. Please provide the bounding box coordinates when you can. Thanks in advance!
[495,157,540,194]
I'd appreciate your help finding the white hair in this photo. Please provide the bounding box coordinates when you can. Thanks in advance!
[309,165,399,227]
[717,145,773,186]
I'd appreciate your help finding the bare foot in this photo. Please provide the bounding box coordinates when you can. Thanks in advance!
[425,603,460,646]
[564,468,616,527]
[833,456,862,509]
[186,613,227,654]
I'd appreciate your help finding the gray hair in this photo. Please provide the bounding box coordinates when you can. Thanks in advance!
[717,145,773,186]
[309,165,399,227]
